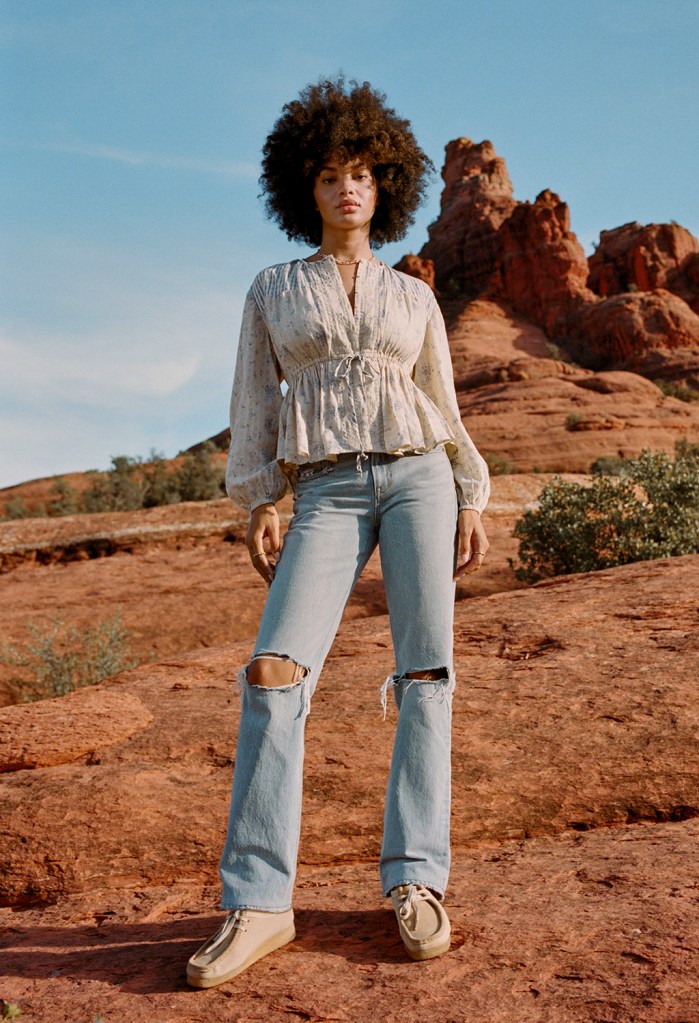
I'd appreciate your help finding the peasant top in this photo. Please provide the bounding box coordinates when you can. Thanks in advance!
[225,255,490,514]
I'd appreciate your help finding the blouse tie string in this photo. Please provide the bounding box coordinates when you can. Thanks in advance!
[334,354,376,474]
[334,353,379,384]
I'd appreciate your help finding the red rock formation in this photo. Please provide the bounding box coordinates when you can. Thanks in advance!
[566,289,699,375]
[412,139,699,382]
[492,189,593,335]
[589,221,699,313]
[392,253,435,290]
[443,299,699,472]
[419,138,516,295]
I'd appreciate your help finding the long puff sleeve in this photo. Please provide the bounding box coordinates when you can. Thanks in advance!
[225,285,289,512]
[412,294,490,513]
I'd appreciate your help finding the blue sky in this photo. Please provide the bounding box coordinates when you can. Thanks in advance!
[2,0,698,488]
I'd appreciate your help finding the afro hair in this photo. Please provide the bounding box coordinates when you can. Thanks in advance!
[260,76,434,248]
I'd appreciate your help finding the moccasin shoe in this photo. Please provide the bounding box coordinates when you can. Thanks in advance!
[390,884,450,961]
[186,908,295,988]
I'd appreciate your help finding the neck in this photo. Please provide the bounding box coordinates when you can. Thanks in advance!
[318,227,373,263]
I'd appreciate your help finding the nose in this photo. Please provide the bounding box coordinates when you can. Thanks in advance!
[339,175,356,195]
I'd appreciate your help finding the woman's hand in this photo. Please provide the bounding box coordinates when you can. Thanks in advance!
[246,503,281,586]
[454,509,489,579]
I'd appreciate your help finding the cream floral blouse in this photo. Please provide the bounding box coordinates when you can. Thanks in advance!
[226,255,490,514]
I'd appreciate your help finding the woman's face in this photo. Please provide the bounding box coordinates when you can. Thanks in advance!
[312,157,378,235]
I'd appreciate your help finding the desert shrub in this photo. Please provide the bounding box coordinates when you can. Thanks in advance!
[6,445,227,521]
[49,476,81,515]
[590,454,628,476]
[141,452,182,507]
[82,456,149,513]
[512,442,699,582]
[654,379,699,402]
[0,613,136,703]
[484,451,517,476]
[544,340,580,368]
[70,447,225,514]
[175,442,226,501]
[2,497,46,520]
[565,413,584,430]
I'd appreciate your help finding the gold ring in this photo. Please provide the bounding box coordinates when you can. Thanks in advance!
[251,552,266,560]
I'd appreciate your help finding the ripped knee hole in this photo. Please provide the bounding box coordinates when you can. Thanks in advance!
[404,668,450,681]
[246,654,308,688]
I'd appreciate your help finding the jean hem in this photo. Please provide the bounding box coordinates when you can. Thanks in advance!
[220,901,293,913]
[382,878,446,902]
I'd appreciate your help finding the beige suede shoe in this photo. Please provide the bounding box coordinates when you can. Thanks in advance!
[390,884,451,961]
[186,908,295,988]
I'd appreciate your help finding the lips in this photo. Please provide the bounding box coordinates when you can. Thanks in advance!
[338,202,359,211]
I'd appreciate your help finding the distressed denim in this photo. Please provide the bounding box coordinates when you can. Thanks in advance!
[219,447,458,911]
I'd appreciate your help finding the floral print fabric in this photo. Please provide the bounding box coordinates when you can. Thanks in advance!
[226,255,490,513]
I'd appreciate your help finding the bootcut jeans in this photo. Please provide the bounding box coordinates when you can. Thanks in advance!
[219,446,459,911]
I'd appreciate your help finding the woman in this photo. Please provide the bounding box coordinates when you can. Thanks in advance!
[186,78,490,989]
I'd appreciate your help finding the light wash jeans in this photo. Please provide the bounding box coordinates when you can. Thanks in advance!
[219,447,458,911]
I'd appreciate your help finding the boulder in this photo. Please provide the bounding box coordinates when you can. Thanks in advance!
[589,221,699,313]
[393,253,435,290]
[0,687,153,771]
[566,288,699,374]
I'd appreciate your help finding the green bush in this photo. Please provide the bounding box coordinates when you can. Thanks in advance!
[512,442,699,582]
[49,476,81,515]
[0,613,137,703]
[2,497,46,520]
[141,452,182,507]
[590,454,628,476]
[484,451,517,476]
[175,442,226,501]
[72,446,225,514]
[4,445,227,520]
[654,379,699,402]
[565,413,584,430]
[82,455,149,513]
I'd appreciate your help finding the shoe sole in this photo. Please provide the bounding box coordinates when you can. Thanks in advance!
[186,924,296,988]
[405,936,451,961]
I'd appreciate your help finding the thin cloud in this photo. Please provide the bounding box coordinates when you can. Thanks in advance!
[0,328,201,402]
[3,139,258,179]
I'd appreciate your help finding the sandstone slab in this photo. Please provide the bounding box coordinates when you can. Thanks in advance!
[0,687,153,772]
[1,555,697,908]
[1,552,698,1019]
[1,820,697,1022]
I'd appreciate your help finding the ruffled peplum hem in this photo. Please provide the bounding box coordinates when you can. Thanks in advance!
[276,356,456,466]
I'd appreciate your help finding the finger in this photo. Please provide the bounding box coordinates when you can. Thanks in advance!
[454,550,486,579]
[250,549,275,584]
[268,517,281,554]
